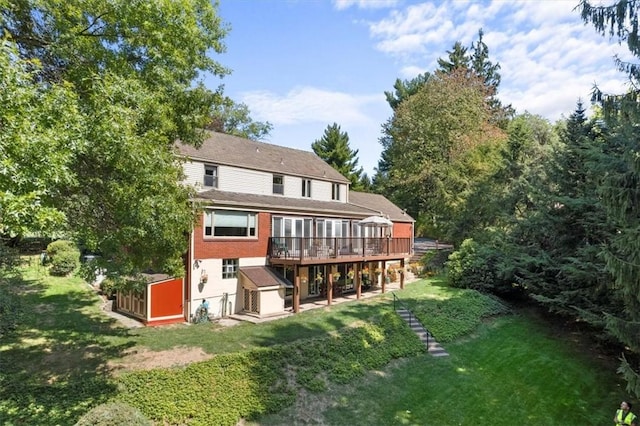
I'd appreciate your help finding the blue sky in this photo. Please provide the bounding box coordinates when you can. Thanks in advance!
[208,0,632,176]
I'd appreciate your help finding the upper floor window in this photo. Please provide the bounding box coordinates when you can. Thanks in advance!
[204,210,256,237]
[222,258,239,279]
[204,165,218,188]
[302,179,311,198]
[331,183,340,200]
[273,175,284,195]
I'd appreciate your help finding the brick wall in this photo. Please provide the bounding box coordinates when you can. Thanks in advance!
[193,212,271,259]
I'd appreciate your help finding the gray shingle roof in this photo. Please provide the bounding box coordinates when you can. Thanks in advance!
[196,189,375,217]
[195,189,414,222]
[177,132,413,223]
[176,132,349,183]
[348,191,414,223]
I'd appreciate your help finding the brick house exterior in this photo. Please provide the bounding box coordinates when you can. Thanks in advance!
[177,132,414,321]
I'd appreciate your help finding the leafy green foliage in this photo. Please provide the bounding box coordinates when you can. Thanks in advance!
[380,68,505,239]
[420,249,451,275]
[0,40,79,239]
[117,312,425,425]
[46,240,80,276]
[74,402,151,426]
[207,99,272,140]
[0,0,230,277]
[0,257,131,426]
[411,287,511,343]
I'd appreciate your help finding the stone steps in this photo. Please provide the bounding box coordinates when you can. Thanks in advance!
[396,308,449,357]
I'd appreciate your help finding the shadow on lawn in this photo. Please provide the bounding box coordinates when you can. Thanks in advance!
[0,275,136,425]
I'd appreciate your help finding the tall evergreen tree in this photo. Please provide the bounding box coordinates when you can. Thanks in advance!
[311,123,365,190]
[470,29,501,91]
[579,0,640,396]
[437,41,469,73]
[516,103,616,325]
[384,72,432,111]
[470,29,513,128]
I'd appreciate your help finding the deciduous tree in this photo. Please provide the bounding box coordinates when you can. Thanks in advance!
[0,0,230,277]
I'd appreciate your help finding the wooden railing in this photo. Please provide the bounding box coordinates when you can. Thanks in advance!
[268,236,412,261]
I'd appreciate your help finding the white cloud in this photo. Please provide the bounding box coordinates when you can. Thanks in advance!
[240,86,383,126]
[363,0,633,121]
[333,0,398,10]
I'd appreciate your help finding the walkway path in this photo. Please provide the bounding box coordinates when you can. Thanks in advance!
[396,308,449,357]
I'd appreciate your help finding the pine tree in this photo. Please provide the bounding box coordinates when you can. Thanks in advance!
[523,102,615,325]
[579,0,640,396]
[437,41,469,73]
[311,123,365,190]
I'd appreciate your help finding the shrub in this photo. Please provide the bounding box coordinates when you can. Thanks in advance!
[46,239,77,258]
[75,402,152,426]
[446,239,500,293]
[100,278,117,299]
[421,249,451,275]
[47,240,80,276]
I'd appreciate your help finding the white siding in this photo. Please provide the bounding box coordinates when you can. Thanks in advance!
[189,256,265,318]
[182,160,348,202]
[221,166,271,194]
[182,160,204,190]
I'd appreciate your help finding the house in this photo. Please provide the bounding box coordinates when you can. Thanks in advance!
[116,132,414,325]
[177,132,414,322]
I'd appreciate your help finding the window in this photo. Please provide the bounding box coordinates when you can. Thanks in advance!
[273,175,284,195]
[204,210,256,237]
[331,183,340,200]
[222,258,238,279]
[204,165,218,188]
[302,179,311,198]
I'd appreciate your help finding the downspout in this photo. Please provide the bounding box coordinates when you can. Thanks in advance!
[186,223,195,322]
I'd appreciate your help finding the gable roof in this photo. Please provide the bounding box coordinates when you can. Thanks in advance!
[349,191,414,223]
[176,132,349,183]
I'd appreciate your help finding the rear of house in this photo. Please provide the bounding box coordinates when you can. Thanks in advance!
[117,132,414,325]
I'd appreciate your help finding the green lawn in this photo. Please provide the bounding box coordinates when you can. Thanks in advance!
[0,257,628,425]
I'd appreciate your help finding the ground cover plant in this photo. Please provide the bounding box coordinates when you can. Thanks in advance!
[0,256,629,425]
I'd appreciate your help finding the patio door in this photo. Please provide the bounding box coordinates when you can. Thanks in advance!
[273,217,312,256]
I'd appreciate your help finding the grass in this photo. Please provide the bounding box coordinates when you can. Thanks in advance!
[0,256,629,425]
[131,292,395,354]
[0,258,135,425]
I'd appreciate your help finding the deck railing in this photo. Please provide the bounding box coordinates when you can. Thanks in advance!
[268,236,412,261]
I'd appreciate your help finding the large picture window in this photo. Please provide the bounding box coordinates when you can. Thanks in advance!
[205,210,256,237]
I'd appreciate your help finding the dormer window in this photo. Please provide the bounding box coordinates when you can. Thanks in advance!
[302,179,311,198]
[273,175,284,195]
[331,183,340,200]
[204,165,218,188]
